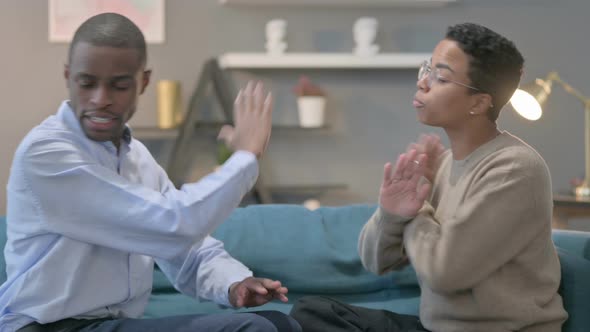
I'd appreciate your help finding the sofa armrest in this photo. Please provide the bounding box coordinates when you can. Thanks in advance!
[552,229,590,260]
[552,230,590,332]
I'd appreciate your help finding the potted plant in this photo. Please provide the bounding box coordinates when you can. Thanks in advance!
[292,76,326,128]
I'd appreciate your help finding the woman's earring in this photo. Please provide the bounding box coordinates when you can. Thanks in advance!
[469,111,475,115]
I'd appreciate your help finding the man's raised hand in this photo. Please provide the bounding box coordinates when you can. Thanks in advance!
[218,81,273,159]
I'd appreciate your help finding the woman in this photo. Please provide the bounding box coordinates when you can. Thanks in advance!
[291,22,567,332]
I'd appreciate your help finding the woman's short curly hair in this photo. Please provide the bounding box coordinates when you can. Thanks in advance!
[446,23,524,121]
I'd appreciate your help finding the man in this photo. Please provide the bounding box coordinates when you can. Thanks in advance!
[291,23,567,332]
[0,13,301,332]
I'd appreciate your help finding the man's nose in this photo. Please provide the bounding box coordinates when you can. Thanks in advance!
[90,86,113,108]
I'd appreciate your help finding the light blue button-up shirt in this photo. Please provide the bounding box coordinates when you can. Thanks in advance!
[0,101,257,331]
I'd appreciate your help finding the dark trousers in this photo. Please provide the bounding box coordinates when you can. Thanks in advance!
[17,311,301,332]
[290,296,430,332]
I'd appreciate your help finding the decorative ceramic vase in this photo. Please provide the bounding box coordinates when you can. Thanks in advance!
[157,80,182,129]
[265,19,287,55]
[297,96,326,128]
[353,17,379,56]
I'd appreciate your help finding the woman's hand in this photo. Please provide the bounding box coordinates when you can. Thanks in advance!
[379,149,431,218]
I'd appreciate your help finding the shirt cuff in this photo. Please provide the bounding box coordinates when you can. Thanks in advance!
[221,150,259,191]
[217,269,253,308]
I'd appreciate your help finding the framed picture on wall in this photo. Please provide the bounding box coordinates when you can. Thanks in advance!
[48,0,165,43]
[218,0,456,7]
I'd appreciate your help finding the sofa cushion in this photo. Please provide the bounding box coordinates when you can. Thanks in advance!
[211,204,418,294]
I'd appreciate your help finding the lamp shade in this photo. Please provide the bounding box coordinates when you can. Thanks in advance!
[510,75,554,121]
[509,71,590,197]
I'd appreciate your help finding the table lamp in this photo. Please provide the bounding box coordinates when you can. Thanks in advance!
[510,71,590,197]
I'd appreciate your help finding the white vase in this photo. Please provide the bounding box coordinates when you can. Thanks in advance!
[353,17,379,56]
[265,19,287,55]
[297,96,326,128]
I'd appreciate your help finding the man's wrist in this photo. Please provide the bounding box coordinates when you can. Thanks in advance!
[228,281,239,306]
[228,281,239,295]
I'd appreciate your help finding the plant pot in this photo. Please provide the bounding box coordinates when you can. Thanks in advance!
[297,96,326,128]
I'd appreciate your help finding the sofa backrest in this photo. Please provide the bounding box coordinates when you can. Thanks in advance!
[211,204,418,294]
[552,230,590,332]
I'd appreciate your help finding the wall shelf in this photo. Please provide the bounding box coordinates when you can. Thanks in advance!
[219,0,456,7]
[131,126,179,140]
[218,52,430,69]
[131,123,331,140]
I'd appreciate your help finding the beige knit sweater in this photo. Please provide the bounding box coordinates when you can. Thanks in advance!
[359,132,567,332]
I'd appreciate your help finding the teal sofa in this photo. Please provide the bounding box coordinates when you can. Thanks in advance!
[2,204,590,331]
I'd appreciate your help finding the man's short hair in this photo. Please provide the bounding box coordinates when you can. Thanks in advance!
[68,12,147,66]
[446,23,524,122]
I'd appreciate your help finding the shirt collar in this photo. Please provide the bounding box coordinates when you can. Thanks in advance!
[57,101,132,145]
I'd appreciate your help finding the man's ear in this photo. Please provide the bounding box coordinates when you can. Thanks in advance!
[64,64,70,87]
[140,69,151,95]
[470,94,494,115]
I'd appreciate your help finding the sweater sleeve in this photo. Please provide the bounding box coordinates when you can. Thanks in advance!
[403,150,551,293]
[358,206,412,275]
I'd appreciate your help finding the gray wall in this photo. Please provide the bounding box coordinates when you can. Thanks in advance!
[1,1,588,228]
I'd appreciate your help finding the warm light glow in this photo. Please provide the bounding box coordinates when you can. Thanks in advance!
[510,89,543,121]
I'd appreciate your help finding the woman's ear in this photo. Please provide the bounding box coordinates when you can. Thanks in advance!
[470,94,494,115]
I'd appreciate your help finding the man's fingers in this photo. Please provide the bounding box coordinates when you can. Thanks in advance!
[234,278,285,308]
[244,81,254,112]
[262,92,273,151]
[262,91,273,148]
[275,286,288,295]
[217,125,234,140]
[229,82,273,158]
[217,125,235,145]
[233,89,243,124]
[254,81,264,113]
[242,291,273,307]
[255,293,274,306]
[247,280,269,295]
[263,92,273,115]
[239,280,289,307]
[273,292,289,303]
[260,278,281,290]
